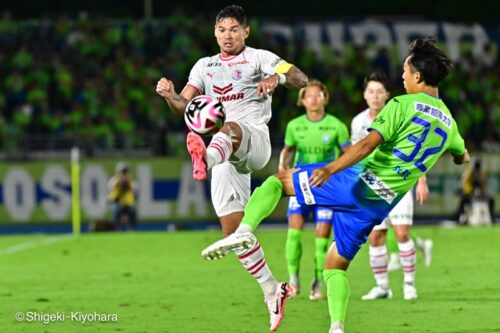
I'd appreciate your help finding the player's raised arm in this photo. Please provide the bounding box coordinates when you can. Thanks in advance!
[155,77,199,116]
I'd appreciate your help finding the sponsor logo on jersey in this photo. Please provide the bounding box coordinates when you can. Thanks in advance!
[359,169,396,204]
[298,171,316,205]
[298,146,334,156]
[213,83,244,101]
[213,83,233,95]
[206,72,214,79]
[207,62,222,67]
[393,165,411,180]
[227,60,249,68]
[217,93,244,102]
[414,102,451,128]
[232,70,242,80]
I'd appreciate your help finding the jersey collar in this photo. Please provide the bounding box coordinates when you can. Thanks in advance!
[220,47,246,61]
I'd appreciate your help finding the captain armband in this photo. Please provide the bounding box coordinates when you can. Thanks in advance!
[275,62,294,85]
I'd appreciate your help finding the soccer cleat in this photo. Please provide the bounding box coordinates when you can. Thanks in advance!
[309,279,324,300]
[265,282,292,331]
[201,232,256,260]
[421,239,433,267]
[361,286,393,300]
[329,321,344,333]
[186,132,207,181]
[387,253,402,272]
[403,283,418,300]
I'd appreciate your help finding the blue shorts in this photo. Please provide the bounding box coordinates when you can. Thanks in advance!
[287,197,334,224]
[292,163,393,260]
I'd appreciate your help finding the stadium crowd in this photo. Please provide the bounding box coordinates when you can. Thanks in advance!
[0,10,498,155]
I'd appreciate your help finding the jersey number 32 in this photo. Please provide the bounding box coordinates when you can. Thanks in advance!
[393,116,448,173]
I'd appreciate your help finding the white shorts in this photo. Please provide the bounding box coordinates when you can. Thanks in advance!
[373,190,414,230]
[210,122,271,217]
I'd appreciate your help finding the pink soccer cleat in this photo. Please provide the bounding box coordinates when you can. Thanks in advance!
[266,282,292,331]
[186,132,207,181]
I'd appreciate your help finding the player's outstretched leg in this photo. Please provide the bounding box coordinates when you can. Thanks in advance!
[186,132,207,181]
[202,226,292,331]
[230,228,292,331]
[202,174,292,330]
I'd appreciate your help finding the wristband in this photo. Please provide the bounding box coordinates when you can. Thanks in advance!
[278,73,286,85]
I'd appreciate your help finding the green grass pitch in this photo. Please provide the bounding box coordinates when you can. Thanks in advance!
[1,226,499,333]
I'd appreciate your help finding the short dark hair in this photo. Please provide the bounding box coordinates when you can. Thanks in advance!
[363,70,390,91]
[408,37,453,87]
[215,5,247,26]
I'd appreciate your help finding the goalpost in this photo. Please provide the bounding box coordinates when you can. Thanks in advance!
[71,147,81,237]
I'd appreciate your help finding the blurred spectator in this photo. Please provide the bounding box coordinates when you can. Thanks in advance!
[453,159,495,224]
[107,162,138,230]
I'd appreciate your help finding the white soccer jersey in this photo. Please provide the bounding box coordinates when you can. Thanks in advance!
[350,108,375,144]
[187,46,288,125]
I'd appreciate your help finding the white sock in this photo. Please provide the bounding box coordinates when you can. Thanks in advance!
[398,239,416,285]
[235,240,278,297]
[369,245,389,289]
[206,132,233,170]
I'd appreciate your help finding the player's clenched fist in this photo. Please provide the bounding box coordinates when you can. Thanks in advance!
[156,78,175,99]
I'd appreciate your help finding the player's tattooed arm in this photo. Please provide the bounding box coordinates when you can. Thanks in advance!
[284,66,308,89]
[166,93,189,116]
[156,77,198,116]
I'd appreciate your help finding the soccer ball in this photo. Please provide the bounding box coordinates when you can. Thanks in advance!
[184,95,226,136]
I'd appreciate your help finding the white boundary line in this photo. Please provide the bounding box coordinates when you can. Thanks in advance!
[0,235,74,255]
